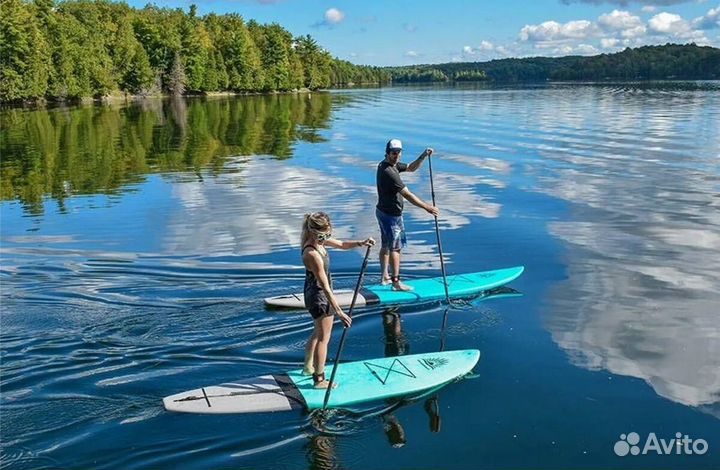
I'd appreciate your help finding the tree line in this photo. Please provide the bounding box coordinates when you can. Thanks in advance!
[386,44,720,83]
[0,0,390,103]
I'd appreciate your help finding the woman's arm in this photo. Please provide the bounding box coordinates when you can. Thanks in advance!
[325,238,375,250]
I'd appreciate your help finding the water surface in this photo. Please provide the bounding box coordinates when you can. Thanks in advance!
[2,83,719,469]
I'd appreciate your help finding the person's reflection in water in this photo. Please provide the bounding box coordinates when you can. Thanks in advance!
[382,308,409,357]
[380,308,409,447]
[382,413,406,448]
[382,307,443,435]
[306,434,337,470]
[306,414,338,470]
[424,395,441,433]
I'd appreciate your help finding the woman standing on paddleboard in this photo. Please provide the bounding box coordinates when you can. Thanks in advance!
[301,212,375,389]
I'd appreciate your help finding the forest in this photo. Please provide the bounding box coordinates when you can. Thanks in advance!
[386,44,720,83]
[0,0,390,103]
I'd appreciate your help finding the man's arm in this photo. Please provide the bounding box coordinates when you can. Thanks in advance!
[406,148,433,173]
[400,187,439,216]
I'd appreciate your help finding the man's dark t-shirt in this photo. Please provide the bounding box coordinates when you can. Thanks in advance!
[376,160,408,216]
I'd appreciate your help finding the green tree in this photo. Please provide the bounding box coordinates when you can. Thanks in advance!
[258,23,293,91]
[180,5,212,91]
[0,0,51,101]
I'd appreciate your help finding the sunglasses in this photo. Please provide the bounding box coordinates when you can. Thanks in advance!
[317,231,332,242]
[389,150,402,155]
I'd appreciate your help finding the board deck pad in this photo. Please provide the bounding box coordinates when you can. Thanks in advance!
[163,349,480,413]
[264,266,524,309]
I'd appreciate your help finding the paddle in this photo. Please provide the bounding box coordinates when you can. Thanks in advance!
[322,244,373,410]
[427,149,450,303]
[426,148,451,430]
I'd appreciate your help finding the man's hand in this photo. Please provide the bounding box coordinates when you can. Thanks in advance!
[425,204,440,217]
[424,147,434,158]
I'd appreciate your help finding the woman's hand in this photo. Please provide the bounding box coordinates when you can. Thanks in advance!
[337,310,352,328]
[361,237,375,247]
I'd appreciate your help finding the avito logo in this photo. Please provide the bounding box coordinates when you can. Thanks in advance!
[614,432,709,457]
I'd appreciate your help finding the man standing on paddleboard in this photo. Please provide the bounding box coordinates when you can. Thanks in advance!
[376,139,439,291]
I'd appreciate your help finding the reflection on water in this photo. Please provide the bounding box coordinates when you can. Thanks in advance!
[1,82,720,469]
[0,93,335,215]
[524,83,720,411]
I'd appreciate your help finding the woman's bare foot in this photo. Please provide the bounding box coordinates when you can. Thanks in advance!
[312,372,337,389]
[392,280,414,292]
[313,379,338,389]
[381,276,392,285]
[301,366,315,376]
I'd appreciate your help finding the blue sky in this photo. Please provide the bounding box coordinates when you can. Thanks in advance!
[126,0,719,65]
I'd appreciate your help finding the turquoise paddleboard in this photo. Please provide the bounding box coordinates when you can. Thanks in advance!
[264,266,524,309]
[163,349,480,413]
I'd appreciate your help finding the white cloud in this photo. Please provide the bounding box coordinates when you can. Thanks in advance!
[642,5,657,12]
[576,43,600,54]
[598,10,648,38]
[552,43,599,55]
[479,40,495,50]
[463,40,496,56]
[598,10,643,30]
[312,7,346,28]
[324,8,345,24]
[601,37,620,48]
[646,10,712,42]
[520,20,599,42]
[649,12,690,33]
[405,50,419,57]
[553,45,575,55]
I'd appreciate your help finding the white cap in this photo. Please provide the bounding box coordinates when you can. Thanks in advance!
[386,139,403,152]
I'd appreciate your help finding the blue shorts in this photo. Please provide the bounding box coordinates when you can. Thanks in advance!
[376,208,406,251]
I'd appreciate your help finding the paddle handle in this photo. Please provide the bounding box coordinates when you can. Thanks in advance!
[428,153,450,303]
[322,244,372,409]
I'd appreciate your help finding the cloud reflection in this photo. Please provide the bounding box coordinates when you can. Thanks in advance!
[531,87,720,409]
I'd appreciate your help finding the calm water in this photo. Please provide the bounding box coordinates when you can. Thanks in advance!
[1,83,719,469]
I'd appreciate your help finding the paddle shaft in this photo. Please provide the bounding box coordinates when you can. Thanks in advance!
[428,153,450,303]
[322,244,372,409]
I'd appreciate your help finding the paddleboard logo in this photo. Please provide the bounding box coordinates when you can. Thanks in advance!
[613,432,708,457]
[418,357,449,371]
[364,359,416,385]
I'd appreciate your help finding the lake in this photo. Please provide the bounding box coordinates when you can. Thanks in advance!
[1,82,719,469]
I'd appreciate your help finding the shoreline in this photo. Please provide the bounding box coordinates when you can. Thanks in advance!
[0,87,323,109]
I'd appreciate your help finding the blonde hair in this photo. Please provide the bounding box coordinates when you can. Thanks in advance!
[301,212,332,248]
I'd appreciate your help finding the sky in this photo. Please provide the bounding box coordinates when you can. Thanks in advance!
[125,0,720,66]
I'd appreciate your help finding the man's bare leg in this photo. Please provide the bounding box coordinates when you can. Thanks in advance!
[390,249,413,291]
[380,248,391,284]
